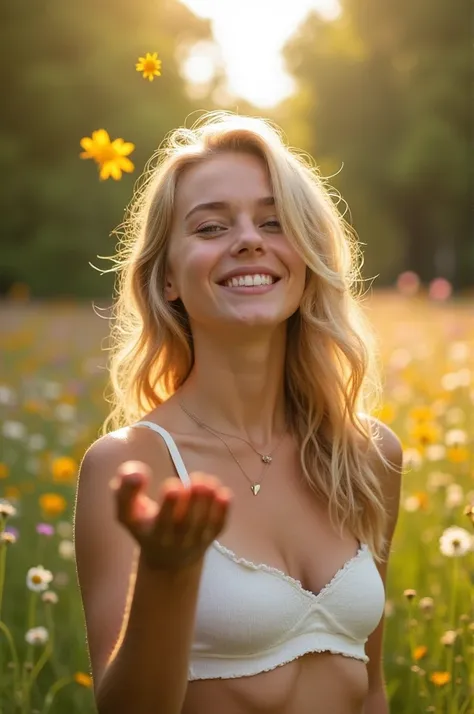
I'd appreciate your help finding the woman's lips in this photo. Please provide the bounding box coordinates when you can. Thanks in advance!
[218,280,280,295]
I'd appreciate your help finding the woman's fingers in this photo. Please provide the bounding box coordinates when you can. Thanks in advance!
[180,485,216,547]
[112,474,143,527]
[111,462,234,570]
[111,461,157,533]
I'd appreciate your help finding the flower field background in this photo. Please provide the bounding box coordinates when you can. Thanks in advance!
[0,293,473,714]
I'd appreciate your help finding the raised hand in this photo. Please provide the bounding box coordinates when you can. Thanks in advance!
[111,461,233,572]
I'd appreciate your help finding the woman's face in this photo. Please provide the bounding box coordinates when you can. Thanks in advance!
[166,152,307,331]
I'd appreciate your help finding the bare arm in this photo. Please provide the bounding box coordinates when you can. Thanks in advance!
[96,553,204,714]
[364,418,403,713]
[73,429,231,714]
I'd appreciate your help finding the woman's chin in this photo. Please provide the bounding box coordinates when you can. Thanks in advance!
[216,309,289,331]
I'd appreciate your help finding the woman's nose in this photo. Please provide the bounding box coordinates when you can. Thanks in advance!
[230,220,266,255]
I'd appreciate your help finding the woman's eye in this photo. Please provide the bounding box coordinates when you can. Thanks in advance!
[197,220,280,234]
[197,224,224,234]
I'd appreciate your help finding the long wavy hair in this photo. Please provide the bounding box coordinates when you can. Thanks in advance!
[100,111,394,561]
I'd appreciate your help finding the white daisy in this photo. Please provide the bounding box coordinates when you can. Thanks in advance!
[425,445,446,462]
[427,471,452,493]
[439,526,473,557]
[25,626,49,646]
[403,448,423,470]
[440,630,458,646]
[58,540,75,560]
[403,496,420,512]
[445,429,468,446]
[445,484,464,509]
[0,532,17,545]
[419,597,434,613]
[55,404,76,422]
[41,591,59,605]
[57,521,73,539]
[28,434,46,451]
[26,565,54,592]
[0,500,17,519]
[0,385,16,406]
[448,342,470,363]
[2,421,26,440]
[42,381,61,399]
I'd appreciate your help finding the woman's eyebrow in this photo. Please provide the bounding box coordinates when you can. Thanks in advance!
[184,196,275,222]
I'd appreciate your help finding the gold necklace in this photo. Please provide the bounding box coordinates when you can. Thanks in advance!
[179,401,287,496]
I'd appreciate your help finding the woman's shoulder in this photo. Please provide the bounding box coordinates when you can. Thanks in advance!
[355,413,404,508]
[356,412,402,458]
[78,418,178,495]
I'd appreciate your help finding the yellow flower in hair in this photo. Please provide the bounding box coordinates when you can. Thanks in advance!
[136,52,162,81]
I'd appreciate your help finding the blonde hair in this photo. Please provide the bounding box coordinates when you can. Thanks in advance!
[100,111,393,561]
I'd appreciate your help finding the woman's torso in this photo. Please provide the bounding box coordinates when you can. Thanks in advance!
[132,407,383,714]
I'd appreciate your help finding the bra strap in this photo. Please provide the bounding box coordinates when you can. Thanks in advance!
[132,421,191,487]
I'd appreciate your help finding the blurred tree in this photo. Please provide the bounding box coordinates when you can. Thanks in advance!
[277,0,472,290]
[0,0,215,297]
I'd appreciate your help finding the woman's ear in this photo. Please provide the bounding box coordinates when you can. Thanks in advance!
[164,275,179,302]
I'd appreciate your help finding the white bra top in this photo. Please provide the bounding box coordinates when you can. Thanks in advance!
[132,420,386,680]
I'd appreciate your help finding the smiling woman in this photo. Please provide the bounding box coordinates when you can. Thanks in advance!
[74,111,402,714]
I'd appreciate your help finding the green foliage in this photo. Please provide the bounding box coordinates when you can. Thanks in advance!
[0,0,215,297]
[1,0,471,296]
[277,0,472,289]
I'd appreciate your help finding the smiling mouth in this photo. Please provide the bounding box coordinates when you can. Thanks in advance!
[218,274,281,288]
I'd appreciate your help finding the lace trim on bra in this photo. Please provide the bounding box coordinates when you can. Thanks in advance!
[190,644,368,680]
[211,539,369,602]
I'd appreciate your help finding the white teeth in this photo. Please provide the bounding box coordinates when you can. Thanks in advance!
[224,274,275,288]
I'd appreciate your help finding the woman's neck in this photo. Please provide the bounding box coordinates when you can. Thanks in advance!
[177,326,288,449]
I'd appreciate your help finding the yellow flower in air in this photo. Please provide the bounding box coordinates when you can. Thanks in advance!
[413,645,427,661]
[39,493,67,518]
[52,457,78,484]
[136,52,162,81]
[79,130,135,181]
[74,672,93,688]
[80,129,112,162]
[430,671,451,687]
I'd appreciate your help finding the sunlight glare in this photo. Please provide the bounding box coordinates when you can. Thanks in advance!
[180,0,341,106]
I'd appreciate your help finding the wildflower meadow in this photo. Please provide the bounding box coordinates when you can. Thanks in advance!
[0,292,473,714]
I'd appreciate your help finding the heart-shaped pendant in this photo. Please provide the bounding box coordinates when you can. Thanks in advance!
[251,484,261,495]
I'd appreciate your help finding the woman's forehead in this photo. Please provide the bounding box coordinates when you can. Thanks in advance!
[175,153,272,212]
